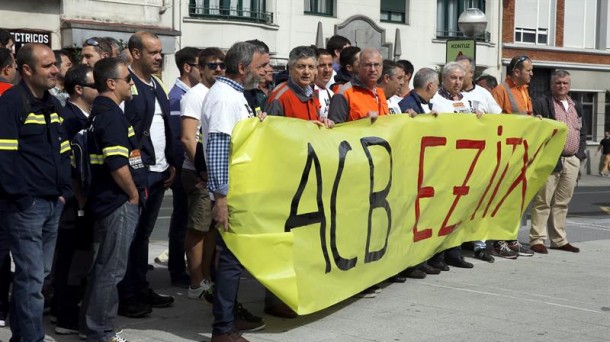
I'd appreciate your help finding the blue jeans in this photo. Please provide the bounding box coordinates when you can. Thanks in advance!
[119,170,167,301]
[168,166,188,281]
[84,201,138,342]
[212,236,243,335]
[1,197,63,342]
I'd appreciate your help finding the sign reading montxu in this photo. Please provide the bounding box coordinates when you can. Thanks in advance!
[223,114,567,315]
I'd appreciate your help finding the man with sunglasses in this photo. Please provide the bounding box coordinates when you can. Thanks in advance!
[52,64,98,336]
[81,37,112,67]
[491,55,536,258]
[118,31,177,318]
[163,46,202,289]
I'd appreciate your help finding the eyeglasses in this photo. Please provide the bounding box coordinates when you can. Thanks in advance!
[112,75,132,83]
[510,55,529,73]
[207,62,226,70]
[80,83,96,89]
[84,38,99,47]
[362,62,382,69]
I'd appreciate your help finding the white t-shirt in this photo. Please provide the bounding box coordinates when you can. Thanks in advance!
[387,96,402,114]
[180,83,210,171]
[149,97,169,172]
[431,92,474,114]
[325,69,337,90]
[462,85,502,114]
[201,80,253,163]
[314,84,334,118]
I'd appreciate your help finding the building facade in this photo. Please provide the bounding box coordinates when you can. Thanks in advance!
[503,0,610,173]
[0,0,502,85]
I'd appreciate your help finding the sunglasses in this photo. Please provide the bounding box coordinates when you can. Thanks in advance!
[187,63,200,69]
[207,62,226,70]
[510,55,529,73]
[80,83,96,89]
[112,74,132,83]
[84,38,100,47]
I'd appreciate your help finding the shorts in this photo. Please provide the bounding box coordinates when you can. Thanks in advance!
[181,168,213,232]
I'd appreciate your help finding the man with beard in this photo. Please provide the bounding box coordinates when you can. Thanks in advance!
[201,41,267,342]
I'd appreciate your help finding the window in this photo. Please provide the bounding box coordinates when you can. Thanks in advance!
[513,0,554,46]
[436,0,489,42]
[564,0,597,49]
[381,0,409,24]
[572,92,595,140]
[189,0,272,24]
[304,0,333,16]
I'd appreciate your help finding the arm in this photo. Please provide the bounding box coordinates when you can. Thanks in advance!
[110,165,139,204]
[180,116,200,164]
[206,132,231,231]
[265,98,285,116]
[327,93,349,124]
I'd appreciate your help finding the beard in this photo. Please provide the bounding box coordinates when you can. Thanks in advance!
[243,69,260,90]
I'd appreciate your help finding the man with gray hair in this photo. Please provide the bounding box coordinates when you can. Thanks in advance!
[398,67,439,114]
[266,46,332,128]
[456,55,501,114]
[529,69,586,254]
[201,41,268,342]
[430,61,474,114]
[328,47,389,123]
[377,60,406,114]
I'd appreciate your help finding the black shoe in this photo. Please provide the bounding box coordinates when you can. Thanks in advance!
[118,298,152,318]
[474,249,495,263]
[420,264,441,275]
[428,260,450,271]
[388,274,407,283]
[404,268,427,279]
[171,273,191,289]
[445,257,474,269]
[144,289,174,308]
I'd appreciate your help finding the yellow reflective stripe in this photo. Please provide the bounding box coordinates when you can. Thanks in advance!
[70,154,76,167]
[89,154,104,165]
[128,126,135,138]
[60,140,70,153]
[50,113,62,124]
[102,146,129,159]
[0,139,18,151]
[24,113,45,125]
[131,84,138,96]
[152,75,169,96]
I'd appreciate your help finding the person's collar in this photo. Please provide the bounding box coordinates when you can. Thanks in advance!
[68,99,91,117]
[506,76,527,88]
[351,75,376,91]
[413,90,429,104]
[129,65,152,85]
[288,78,313,99]
[174,78,191,92]
[438,86,462,101]
[217,76,244,92]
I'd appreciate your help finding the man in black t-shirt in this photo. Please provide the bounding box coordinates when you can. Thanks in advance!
[597,131,610,176]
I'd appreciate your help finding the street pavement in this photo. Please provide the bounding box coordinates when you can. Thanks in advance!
[2,176,610,342]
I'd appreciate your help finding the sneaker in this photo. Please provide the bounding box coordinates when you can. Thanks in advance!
[144,289,174,308]
[492,241,519,259]
[235,302,265,332]
[188,279,213,300]
[154,249,169,266]
[474,249,495,263]
[118,298,152,318]
[55,325,80,335]
[507,241,534,256]
[0,319,5,327]
[203,285,214,305]
[211,330,249,342]
[371,284,382,293]
[355,286,378,298]
[109,332,128,342]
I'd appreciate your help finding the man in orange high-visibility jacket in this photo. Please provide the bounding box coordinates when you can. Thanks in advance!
[328,47,389,123]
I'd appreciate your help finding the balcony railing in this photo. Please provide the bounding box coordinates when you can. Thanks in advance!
[436,30,491,43]
[189,4,274,25]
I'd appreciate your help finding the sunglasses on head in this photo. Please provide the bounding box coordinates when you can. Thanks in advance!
[84,38,100,47]
[207,62,226,70]
[510,55,529,73]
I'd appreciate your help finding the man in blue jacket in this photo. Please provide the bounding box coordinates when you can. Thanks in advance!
[0,42,71,342]
[119,31,176,318]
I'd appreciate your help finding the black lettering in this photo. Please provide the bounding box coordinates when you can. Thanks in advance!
[361,137,392,263]
[284,143,330,271]
[329,141,357,272]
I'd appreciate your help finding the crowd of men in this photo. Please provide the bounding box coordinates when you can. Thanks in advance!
[0,29,587,342]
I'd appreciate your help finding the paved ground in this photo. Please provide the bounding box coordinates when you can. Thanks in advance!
[1,175,609,342]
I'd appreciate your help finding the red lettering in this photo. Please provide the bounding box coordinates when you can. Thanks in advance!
[471,125,503,220]
[492,140,529,216]
[483,137,522,217]
[413,136,446,242]
[438,139,485,236]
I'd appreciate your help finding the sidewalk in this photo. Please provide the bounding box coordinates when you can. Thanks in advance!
[0,224,603,341]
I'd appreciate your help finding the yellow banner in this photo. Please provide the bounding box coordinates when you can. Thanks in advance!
[224,114,567,315]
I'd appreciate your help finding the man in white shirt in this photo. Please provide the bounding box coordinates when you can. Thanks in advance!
[313,48,334,118]
[456,56,502,114]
